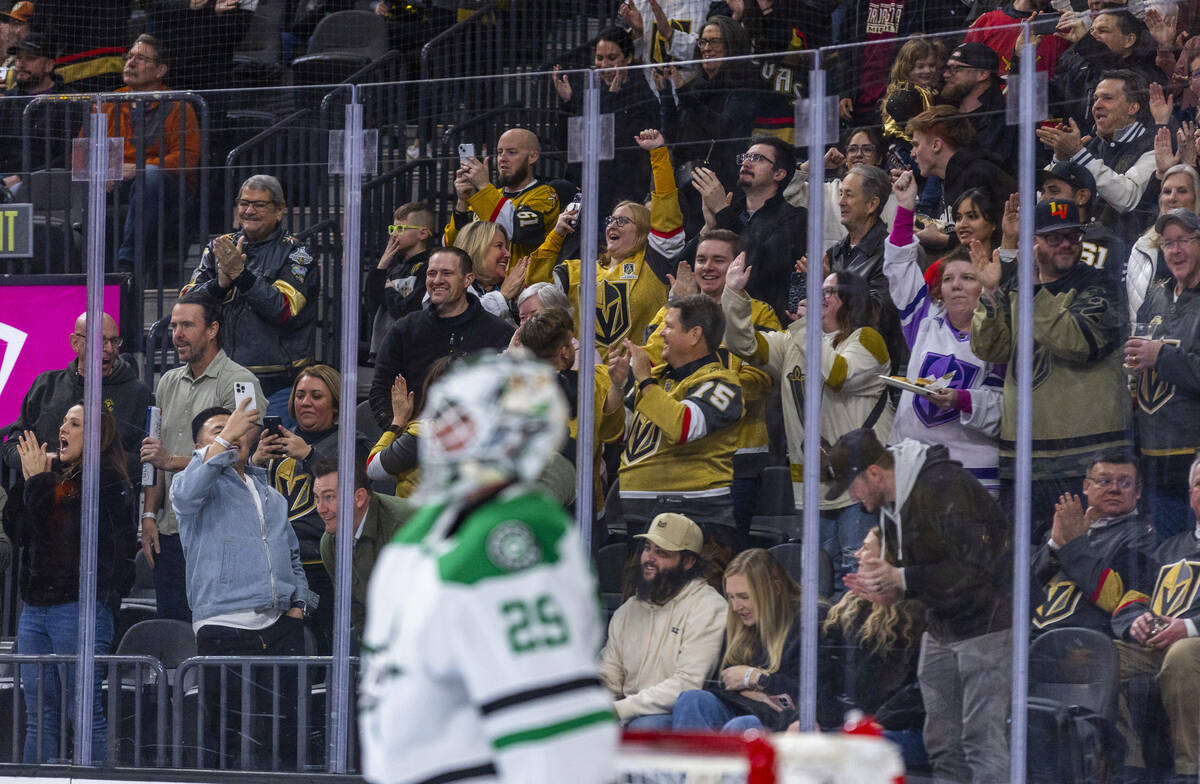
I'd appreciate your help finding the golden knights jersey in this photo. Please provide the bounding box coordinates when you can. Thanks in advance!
[527,146,683,354]
[1113,528,1200,640]
[444,180,560,263]
[643,297,779,477]
[619,356,743,499]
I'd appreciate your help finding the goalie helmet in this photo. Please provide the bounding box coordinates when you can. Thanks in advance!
[417,351,568,502]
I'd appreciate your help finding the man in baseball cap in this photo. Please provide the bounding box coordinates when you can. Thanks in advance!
[942,41,1015,162]
[599,512,726,728]
[0,1,32,85]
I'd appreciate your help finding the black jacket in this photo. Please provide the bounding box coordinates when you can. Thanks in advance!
[368,294,515,428]
[1050,32,1166,132]
[941,145,1017,220]
[707,191,807,322]
[1,356,152,479]
[365,247,432,356]
[964,81,1017,166]
[0,73,79,174]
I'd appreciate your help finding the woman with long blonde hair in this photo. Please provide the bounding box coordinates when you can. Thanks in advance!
[452,220,528,326]
[671,549,820,732]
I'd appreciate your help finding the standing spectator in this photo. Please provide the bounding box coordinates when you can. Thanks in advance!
[939,43,1016,165]
[250,365,370,654]
[1126,209,1200,539]
[99,34,199,270]
[528,129,681,354]
[618,0,711,80]
[183,174,319,420]
[884,171,1003,494]
[964,0,1072,77]
[0,33,76,198]
[172,401,313,769]
[1126,162,1200,321]
[600,513,727,728]
[722,259,892,587]
[609,294,744,549]
[1112,455,1200,784]
[368,247,514,427]
[139,293,266,623]
[4,406,135,765]
[2,312,151,481]
[1031,449,1156,636]
[690,134,807,322]
[828,428,1012,784]
[552,27,657,216]
[313,458,410,635]
[365,202,436,358]
[445,127,560,262]
[1039,69,1160,249]
[971,199,1130,542]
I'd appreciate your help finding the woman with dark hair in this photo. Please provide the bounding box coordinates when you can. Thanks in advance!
[552,26,658,215]
[4,404,135,764]
[251,364,370,654]
[951,187,1002,255]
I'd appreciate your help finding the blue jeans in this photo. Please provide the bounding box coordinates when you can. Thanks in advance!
[626,713,674,729]
[118,164,181,267]
[153,533,191,623]
[821,503,877,593]
[18,602,114,765]
[671,690,764,732]
[884,728,929,771]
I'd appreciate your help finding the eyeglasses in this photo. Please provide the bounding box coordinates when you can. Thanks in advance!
[1161,235,1200,251]
[124,52,156,65]
[605,215,634,227]
[736,152,776,167]
[697,37,724,48]
[1086,476,1137,490]
[821,286,838,298]
[388,224,423,234]
[943,64,982,75]
[72,333,123,348]
[236,198,275,211]
[1039,230,1082,247]
[845,144,877,155]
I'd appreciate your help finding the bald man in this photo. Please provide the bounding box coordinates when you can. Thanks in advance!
[1,313,152,478]
[444,127,561,262]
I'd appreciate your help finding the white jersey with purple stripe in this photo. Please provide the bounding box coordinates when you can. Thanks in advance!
[884,237,1004,493]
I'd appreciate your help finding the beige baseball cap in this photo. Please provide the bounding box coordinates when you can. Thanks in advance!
[635,513,704,553]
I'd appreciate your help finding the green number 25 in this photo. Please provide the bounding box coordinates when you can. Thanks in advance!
[501,594,570,654]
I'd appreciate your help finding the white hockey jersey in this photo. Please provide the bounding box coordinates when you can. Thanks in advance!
[359,485,618,784]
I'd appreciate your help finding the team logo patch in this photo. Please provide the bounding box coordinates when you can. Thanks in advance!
[290,263,309,281]
[486,522,541,572]
[1033,578,1082,629]
[1137,338,1180,414]
[289,248,313,265]
[596,280,631,347]
[1152,560,1200,618]
[913,353,980,428]
[620,262,637,280]
[623,414,661,466]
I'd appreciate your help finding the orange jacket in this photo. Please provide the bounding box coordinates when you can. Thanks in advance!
[92,85,200,177]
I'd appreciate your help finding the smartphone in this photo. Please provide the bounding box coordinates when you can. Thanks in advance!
[142,406,161,487]
[233,381,256,417]
[458,143,475,164]
[1031,11,1061,36]
[262,415,282,438]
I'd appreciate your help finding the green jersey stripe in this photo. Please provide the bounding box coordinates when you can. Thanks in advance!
[491,709,615,750]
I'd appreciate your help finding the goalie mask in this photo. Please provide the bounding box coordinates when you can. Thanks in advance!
[417,352,568,501]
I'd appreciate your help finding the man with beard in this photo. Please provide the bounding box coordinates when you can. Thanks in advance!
[0,33,76,197]
[939,43,1016,165]
[599,513,726,728]
[138,291,266,622]
[445,127,560,261]
[971,198,1130,544]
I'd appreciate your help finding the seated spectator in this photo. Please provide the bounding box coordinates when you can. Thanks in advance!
[1039,161,1130,309]
[884,171,1003,494]
[608,294,744,550]
[529,129,681,354]
[688,134,807,322]
[1127,163,1200,320]
[2,311,151,481]
[1113,455,1200,784]
[3,405,135,765]
[445,127,560,261]
[723,258,892,586]
[965,0,1072,78]
[99,34,199,270]
[172,402,314,769]
[312,457,411,636]
[182,174,319,419]
[672,548,814,733]
[822,527,927,770]
[1126,209,1200,539]
[365,202,436,358]
[0,33,76,199]
[643,229,779,545]
[516,280,572,325]
[552,27,656,216]
[939,42,1016,165]
[1032,449,1156,636]
[368,247,514,427]
[878,37,943,159]
[0,1,31,82]
[971,199,1130,543]
[249,364,369,654]
[599,513,727,728]
[1039,69,1160,248]
[452,220,528,326]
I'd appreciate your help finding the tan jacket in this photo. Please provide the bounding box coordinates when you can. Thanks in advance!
[599,577,726,721]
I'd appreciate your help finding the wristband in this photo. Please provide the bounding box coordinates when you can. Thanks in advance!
[386,424,403,435]
[213,436,233,450]
[637,377,657,392]
[141,512,157,521]
[743,667,756,688]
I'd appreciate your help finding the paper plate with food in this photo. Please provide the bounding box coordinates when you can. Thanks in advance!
[878,372,955,398]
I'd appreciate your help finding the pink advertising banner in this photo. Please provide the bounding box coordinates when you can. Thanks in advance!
[0,281,123,428]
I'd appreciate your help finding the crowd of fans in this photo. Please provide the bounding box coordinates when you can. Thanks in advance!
[4,0,1200,780]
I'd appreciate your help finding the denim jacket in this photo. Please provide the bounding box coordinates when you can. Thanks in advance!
[171,447,315,623]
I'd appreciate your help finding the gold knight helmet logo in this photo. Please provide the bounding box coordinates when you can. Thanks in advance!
[596,280,631,348]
